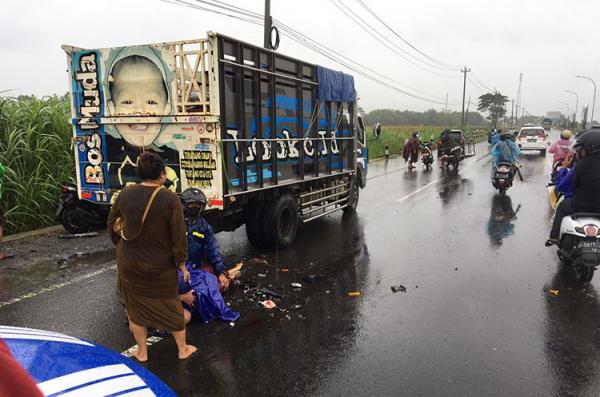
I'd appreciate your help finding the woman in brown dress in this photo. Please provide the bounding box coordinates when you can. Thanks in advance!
[108,152,197,361]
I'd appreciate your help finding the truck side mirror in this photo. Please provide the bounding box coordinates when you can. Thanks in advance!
[373,123,381,139]
[357,114,366,132]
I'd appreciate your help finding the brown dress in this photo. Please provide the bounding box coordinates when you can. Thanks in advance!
[107,184,188,331]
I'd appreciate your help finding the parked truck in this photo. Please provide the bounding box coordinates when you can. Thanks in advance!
[62,32,378,248]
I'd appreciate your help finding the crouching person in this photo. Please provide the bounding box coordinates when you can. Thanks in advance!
[177,188,241,323]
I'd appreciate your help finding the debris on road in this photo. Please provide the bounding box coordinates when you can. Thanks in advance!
[261,300,277,309]
[288,304,302,311]
[249,257,269,265]
[58,232,99,239]
[257,273,267,278]
[348,291,361,297]
[391,285,407,293]
[290,282,302,289]
[549,289,559,296]
[280,268,289,272]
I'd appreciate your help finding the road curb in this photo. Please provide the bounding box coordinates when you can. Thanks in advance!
[4,225,64,243]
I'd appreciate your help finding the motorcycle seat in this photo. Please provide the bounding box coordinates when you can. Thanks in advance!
[571,213,600,220]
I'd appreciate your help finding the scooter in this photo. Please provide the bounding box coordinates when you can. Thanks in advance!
[420,141,434,170]
[555,213,600,282]
[55,182,109,234]
[492,162,515,195]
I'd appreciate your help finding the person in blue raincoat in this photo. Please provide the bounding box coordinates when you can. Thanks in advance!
[177,188,241,323]
[490,129,502,146]
[492,131,520,166]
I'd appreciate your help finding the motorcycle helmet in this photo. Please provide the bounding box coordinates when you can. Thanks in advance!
[181,187,207,220]
[560,129,572,139]
[500,131,512,140]
[574,129,600,154]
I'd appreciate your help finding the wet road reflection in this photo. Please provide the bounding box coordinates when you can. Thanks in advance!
[147,214,370,396]
[544,267,600,397]
[487,195,521,246]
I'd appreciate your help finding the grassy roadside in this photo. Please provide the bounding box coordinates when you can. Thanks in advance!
[367,125,488,160]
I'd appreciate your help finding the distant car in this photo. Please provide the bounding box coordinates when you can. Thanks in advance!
[2,325,176,396]
[516,126,549,156]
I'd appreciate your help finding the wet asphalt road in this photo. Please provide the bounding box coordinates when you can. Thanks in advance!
[3,132,600,396]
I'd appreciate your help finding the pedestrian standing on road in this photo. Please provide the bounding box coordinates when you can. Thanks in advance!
[403,131,420,170]
[107,152,197,362]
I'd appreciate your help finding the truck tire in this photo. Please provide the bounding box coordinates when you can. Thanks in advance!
[263,193,299,249]
[245,203,270,249]
[343,179,359,213]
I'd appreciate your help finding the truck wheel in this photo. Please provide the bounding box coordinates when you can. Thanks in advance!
[343,179,359,213]
[245,203,270,249]
[263,193,299,249]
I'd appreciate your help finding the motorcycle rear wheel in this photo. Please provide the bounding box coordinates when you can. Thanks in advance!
[61,206,90,234]
[575,265,595,282]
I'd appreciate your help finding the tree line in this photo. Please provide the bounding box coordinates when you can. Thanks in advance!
[362,108,488,127]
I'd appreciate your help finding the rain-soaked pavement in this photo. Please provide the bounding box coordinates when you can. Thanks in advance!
[3,132,600,396]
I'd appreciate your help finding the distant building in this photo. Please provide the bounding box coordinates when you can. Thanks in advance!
[546,111,562,122]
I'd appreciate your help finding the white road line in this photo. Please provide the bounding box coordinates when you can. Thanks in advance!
[0,263,116,308]
[397,179,440,203]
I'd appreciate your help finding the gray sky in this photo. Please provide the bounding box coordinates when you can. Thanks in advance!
[1,0,598,117]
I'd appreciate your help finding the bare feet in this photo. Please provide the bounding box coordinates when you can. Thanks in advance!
[178,344,198,360]
[131,350,148,363]
[227,263,243,280]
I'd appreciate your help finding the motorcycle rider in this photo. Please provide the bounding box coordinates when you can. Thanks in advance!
[547,129,600,245]
[549,129,574,165]
[490,129,502,146]
[438,129,461,167]
[491,131,520,172]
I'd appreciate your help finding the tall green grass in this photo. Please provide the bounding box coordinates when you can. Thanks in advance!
[0,95,73,234]
[367,125,487,160]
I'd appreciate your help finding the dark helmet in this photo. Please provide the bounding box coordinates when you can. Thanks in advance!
[500,131,512,140]
[574,129,600,153]
[181,187,207,206]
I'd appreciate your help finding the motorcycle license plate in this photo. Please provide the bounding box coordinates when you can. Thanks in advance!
[527,139,536,142]
[495,173,509,179]
[578,240,600,253]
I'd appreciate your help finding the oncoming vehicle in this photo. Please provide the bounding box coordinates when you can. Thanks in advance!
[542,118,552,131]
[516,126,549,156]
[2,325,176,396]
[62,32,379,249]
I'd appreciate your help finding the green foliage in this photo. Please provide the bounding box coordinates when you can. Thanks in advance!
[363,108,488,127]
[477,91,509,128]
[0,95,73,234]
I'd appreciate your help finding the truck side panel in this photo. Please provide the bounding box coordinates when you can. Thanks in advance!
[217,36,356,196]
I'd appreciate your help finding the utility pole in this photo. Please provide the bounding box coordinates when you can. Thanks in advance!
[461,66,470,129]
[511,99,514,128]
[576,75,596,127]
[515,73,523,128]
[565,90,579,129]
[263,0,271,49]
[465,96,471,129]
[444,93,448,113]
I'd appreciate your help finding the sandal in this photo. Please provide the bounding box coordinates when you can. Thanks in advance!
[545,239,558,247]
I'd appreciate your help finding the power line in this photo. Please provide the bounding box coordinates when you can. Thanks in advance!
[353,0,461,71]
[329,0,457,77]
[162,0,456,106]
[470,71,493,92]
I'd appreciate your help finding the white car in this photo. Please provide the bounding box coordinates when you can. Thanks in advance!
[516,126,549,156]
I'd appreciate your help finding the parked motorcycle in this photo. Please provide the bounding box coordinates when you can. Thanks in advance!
[55,182,109,234]
[420,141,434,170]
[555,213,600,282]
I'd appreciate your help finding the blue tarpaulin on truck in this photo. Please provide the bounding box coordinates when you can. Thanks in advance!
[316,65,356,102]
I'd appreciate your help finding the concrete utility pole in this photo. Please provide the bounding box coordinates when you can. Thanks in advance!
[515,73,523,127]
[263,0,271,49]
[511,99,514,128]
[576,75,596,126]
[565,90,579,129]
[461,66,471,129]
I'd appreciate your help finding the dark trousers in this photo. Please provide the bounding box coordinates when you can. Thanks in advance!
[550,198,574,239]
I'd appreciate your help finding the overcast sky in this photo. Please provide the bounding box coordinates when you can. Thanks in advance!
[1,0,598,117]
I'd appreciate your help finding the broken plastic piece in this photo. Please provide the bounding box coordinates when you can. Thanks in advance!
[549,289,559,296]
[250,257,269,265]
[280,268,289,272]
[257,273,267,278]
[348,291,361,297]
[290,282,302,289]
[261,300,277,309]
[391,285,407,293]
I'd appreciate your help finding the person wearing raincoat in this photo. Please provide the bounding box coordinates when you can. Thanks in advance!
[177,188,241,323]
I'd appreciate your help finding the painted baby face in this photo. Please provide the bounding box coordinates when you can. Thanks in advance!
[109,57,168,147]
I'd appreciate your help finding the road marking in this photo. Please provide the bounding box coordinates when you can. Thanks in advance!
[0,262,116,308]
[121,336,163,357]
[397,179,440,203]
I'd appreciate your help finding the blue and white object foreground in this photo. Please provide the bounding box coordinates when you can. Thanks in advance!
[1,325,176,396]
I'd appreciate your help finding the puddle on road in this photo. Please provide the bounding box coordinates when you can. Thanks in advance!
[0,249,115,303]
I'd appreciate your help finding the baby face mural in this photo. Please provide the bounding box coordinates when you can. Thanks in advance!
[108,55,169,147]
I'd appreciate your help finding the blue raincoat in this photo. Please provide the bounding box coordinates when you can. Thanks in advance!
[556,165,576,198]
[178,264,240,323]
[492,140,520,165]
[186,217,225,275]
